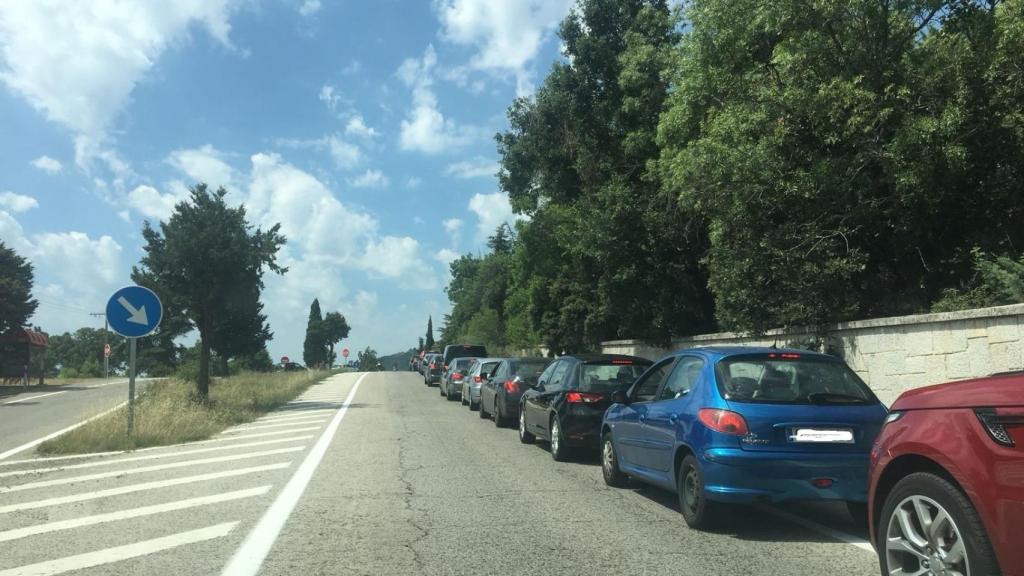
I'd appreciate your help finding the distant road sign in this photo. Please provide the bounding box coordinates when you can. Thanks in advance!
[103,343,111,358]
[342,348,350,359]
[106,286,163,338]
[281,356,290,364]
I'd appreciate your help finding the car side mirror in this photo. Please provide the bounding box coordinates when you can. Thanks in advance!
[610,389,629,405]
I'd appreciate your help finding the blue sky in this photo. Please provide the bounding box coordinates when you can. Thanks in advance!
[0,0,572,361]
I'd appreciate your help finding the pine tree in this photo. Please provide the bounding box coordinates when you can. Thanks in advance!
[303,299,324,368]
[425,316,435,350]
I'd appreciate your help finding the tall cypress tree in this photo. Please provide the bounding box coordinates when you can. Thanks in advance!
[425,316,435,350]
[303,299,324,368]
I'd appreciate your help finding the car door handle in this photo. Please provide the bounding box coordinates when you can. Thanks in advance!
[639,414,647,423]
[668,414,678,424]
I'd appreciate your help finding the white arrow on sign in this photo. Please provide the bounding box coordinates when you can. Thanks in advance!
[117,296,150,325]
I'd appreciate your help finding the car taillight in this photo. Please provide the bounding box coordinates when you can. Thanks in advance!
[566,392,604,404]
[975,408,1024,447]
[698,409,749,436]
[453,373,464,381]
[504,380,519,393]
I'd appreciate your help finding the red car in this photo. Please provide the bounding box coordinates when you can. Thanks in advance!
[868,372,1024,576]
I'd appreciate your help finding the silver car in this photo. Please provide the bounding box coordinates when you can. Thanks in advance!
[462,357,502,412]
[441,356,477,401]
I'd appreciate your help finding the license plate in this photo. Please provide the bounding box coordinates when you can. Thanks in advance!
[789,428,854,443]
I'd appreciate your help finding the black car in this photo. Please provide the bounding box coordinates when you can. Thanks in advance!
[442,343,488,373]
[518,354,652,461]
[479,357,553,427]
[423,353,444,386]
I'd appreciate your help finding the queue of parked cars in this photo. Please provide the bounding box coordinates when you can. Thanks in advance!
[413,342,1022,576]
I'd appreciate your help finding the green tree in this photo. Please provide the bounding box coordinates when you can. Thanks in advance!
[303,299,324,368]
[657,0,1024,332]
[425,316,435,350]
[357,346,379,371]
[497,0,713,352]
[321,311,351,367]
[133,184,286,399]
[0,241,38,333]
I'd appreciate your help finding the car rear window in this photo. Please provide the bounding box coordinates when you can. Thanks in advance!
[452,357,475,370]
[447,345,488,362]
[715,354,877,405]
[578,361,650,392]
[510,360,551,383]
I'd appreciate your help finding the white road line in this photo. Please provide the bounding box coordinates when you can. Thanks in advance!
[2,391,67,405]
[0,486,270,543]
[0,463,291,514]
[0,521,238,576]
[0,447,305,493]
[210,427,322,441]
[0,451,126,468]
[0,436,313,478]
[256,411,333,423]
[222,374,366,576]
[85,379,130,389]
[226,418,328,431]
[0,401,128,462]
[758,505,874,552]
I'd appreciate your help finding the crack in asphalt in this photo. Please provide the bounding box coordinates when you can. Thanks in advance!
[395,392,430,573]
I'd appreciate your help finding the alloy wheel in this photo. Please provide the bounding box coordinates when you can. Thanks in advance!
[602,440,614,474]
[885,495,970,576]
[683,468,700,515]
[551,419,560,455]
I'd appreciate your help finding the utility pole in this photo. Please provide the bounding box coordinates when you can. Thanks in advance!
[90,312,109,379]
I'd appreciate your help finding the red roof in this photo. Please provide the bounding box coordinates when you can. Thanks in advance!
[0,329,49,347]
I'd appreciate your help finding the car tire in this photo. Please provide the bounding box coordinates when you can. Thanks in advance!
[601,433,628,487]
[549,416,570,462]
[879,472,999,576]
[493,400,505,427]
[677,455,717,529]
[518,409,535,444]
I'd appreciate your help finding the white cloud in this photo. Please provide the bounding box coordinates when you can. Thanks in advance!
[406,176,423,189]
[435,248,459,265]
[33,231,122,286]
[434,0,573,96]
[360,236,423,279]
[341,60,362,76]
[0,191,39,213]
[275,134,362,170]
[443,218,463,235]
[298,0,321,17]
[318,85,343,114]
[31,155,62,174]
[345,115,378,139]
[446,157,498,179]
[167,145,234,189]
[468,192,524,240]
[398,44,484,154]
[0,1,242,168]
[127,185,185,222]
[350,169,389,189]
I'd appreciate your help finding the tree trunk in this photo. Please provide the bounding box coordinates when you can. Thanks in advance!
[198,333,210,400]
[218,354,229,376]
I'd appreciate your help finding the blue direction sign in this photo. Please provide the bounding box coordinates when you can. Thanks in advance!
[105,286,163,338]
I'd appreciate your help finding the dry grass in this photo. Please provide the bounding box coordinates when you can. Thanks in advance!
[37,370,333,455]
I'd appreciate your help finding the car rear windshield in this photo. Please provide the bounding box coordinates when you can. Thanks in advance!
[510,360,550,383]
[452,357,475,370]
[448,345,487,361]
[579,361,650,392]
[715,354,877,405]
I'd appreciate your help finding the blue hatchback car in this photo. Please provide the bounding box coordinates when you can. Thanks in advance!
[601,347,888,529]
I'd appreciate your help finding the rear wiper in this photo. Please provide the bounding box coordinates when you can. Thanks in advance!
[806,392,865,404]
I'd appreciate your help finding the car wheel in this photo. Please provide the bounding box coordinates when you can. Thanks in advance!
[549,416,570,462]
[493,401,504,427]
[601,433,628,487]
[880,472,999,576]
[518,410,535,444]
[678,455,716,529]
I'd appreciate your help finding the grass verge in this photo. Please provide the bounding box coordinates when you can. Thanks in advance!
[37,370,336,455]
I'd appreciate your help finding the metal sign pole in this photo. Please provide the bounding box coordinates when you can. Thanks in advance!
[128,337,136,436]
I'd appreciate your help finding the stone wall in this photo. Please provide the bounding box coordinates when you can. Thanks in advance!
[601,304,1024,405]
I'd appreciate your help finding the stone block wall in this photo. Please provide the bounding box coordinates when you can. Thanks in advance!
[601,304,1024,405]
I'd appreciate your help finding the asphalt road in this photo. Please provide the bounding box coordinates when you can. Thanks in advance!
[0,371,880,575]
[0,379,152,461]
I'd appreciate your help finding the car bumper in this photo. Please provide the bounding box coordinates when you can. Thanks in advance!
[560,412,604,450]
[465,384,481,402]
[700,448,870,504]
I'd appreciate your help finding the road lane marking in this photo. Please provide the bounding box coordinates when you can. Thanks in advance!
[221,373,367,576]
[0,447,305,493]
[0,463,291,514]
[0,436,313,478]
[256,410,334,423]
[0,486,270,543]
[226,418,329,431]
[757,505,874,552]
[0,521,238,576]
[2,391,67,405]
[0,401,128,462]
[209,427,323,441]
